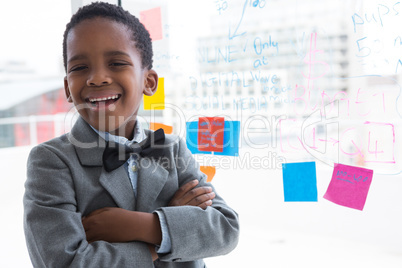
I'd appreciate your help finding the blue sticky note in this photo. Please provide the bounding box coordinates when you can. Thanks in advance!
[186,120,240,156]
[186,121,212,155]
[282,162,318,202]
[214,120,240,156]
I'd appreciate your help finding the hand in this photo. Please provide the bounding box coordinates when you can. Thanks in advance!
[147,244,159,261]
[168,179,216,209]
[82,207,134,243]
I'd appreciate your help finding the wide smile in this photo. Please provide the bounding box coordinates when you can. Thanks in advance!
[85,94,122,110]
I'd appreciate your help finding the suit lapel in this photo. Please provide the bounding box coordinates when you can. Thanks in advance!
[68,117,105,167]
[69,117,135,210]
[99,165,136,211]
[136,153,169,212]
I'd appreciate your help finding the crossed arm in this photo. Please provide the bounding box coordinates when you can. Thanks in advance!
[25,140,239,267]
[81,179,216,260]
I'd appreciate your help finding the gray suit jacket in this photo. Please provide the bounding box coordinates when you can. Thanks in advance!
[23,117,239,268]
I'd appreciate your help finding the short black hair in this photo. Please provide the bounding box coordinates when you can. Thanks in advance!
[62,1,153,72]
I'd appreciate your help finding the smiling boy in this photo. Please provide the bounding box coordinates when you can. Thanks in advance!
[23,2,239,268]
[64,14,155,138]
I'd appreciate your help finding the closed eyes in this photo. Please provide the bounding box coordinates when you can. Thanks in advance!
[109,62,130,67]
[67,61,131,73]
[69,65,87,73]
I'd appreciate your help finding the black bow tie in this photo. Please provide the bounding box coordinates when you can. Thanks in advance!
[102,128,165,172]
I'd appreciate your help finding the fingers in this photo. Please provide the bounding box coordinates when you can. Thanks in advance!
[188,191,216,209]
[170,179,199,202]
[85,229,95,243]
[81,209,105,242]
[82,215,95,241]
[86,230,102,244]
[169,179,216,209]
[82,215,108,244]
[198,200,213,210]
[147,244,159,261]
[82,218,93,242]
[82,209,102,231]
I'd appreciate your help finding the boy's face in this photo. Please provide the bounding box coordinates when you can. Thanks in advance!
[64,18,157,139]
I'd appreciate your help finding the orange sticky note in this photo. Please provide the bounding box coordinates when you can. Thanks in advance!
[150,122,173,134]
[144,77,165,110]
[200,166,216,182]
[139,7,163,41]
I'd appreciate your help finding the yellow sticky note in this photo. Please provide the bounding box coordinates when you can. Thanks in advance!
[150,122,173,134]
[144,77,165,110]
[200,166,216,182]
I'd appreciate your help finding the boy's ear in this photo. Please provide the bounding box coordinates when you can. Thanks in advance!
[143,69,158,96]
[64,76,73,103]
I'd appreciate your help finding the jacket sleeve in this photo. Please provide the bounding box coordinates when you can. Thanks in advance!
[23,145,154,268]
[155,138,240,262]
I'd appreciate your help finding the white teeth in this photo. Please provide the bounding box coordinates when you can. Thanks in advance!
[89,94,119,102]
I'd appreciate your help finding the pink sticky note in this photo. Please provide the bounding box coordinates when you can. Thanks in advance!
[323,163,373,210]
[198,117,225,152]
[139,7,163,41]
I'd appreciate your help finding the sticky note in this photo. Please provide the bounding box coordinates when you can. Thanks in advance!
[186,120,240,156]
[144,77,164,110]
[282,162,318,202]
[323,163,373,210]
[186,121,212,155]
[198,117,225,152]
[150,122,173,134]
[200,166,216,182]
[139,7,163,41]
[213,120,240,156]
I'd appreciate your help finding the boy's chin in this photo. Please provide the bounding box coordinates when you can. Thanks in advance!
[91,120,136,138]
[93,124,121,133]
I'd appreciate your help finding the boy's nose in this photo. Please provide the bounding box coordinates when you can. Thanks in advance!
[86,70,112,86]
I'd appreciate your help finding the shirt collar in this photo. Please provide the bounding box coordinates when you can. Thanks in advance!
[90,121,146,146]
